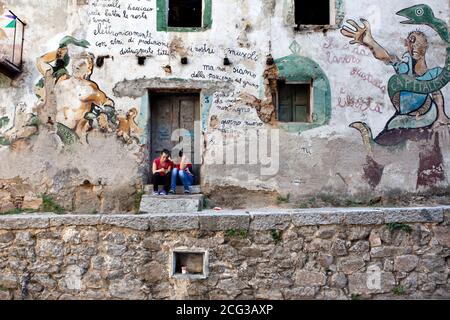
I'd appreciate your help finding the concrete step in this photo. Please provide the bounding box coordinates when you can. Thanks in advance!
[140,194,204,214]
[144,185,202,195]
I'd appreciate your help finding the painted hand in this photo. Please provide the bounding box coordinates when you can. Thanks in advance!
[341,19,374,47]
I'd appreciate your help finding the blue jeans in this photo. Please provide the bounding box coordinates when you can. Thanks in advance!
[171,168,194,191]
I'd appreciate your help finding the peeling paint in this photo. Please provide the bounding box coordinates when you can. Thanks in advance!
[0,0,449,212]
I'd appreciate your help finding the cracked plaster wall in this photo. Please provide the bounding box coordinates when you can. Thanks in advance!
[0,0,449,212]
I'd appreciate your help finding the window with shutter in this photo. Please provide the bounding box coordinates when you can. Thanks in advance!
[278,83,312,123]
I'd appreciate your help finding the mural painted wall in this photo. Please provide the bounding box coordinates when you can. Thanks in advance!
[341,4,450,189]
[0,0,449,213]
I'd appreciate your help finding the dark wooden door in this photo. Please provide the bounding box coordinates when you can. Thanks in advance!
[150,94,200,182]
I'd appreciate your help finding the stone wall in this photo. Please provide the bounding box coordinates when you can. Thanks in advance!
[0,207,449,300]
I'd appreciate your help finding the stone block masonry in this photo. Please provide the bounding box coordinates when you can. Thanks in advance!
[0,207,449,300]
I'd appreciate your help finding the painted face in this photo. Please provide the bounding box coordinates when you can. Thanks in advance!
[405,32,428,61]
[72,56,93,79]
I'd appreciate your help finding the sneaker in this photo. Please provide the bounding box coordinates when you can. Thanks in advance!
[152,191,159,196]
[169,189,176,195]
[184,189,191,194]
[159,190,167,196]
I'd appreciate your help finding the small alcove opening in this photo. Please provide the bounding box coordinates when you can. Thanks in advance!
[171,249,208,279]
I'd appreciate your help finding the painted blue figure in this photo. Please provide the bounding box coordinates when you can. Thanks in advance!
[389,32,445,123]
[169,149,194,195]
[341,15,450,149]
[342,21,449,129]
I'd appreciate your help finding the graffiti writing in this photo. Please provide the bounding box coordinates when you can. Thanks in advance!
[191,63,260,90]
[350,67,387,94]
[337,88,383,114]
[322,37,371,57]
[326,52,361,64]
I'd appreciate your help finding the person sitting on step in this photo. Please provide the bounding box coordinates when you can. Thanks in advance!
[169,149,194,195]
[152,149,173,196]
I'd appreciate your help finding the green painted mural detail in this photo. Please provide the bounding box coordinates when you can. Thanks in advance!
[203,0,212,29]
[156,0,167,32]
[335,0,345,27]
[156,0,213,32]
[388,4,450,100]
[57,123,79,146]
[275,54,332,133]
[0,116,8,128]
[5,19,15,28]
[0,116,10,146]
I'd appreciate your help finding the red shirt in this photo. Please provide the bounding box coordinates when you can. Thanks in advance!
[153,158,172,176]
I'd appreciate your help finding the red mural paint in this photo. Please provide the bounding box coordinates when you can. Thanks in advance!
[363,156,385,189]
[417,133,445,188]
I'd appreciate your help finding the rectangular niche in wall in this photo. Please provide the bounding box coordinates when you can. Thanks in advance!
[171,249,209,279]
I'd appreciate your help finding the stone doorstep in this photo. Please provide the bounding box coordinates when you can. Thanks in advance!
[144,185,202,195]
[140,194,204,214]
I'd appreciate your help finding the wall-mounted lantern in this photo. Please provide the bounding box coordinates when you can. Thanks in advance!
[0,10,26,78]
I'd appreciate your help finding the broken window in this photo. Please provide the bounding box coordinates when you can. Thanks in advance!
[0,10,25,78]
[295,0,330,26]
[277,82,313,123]
[168,0,203,28]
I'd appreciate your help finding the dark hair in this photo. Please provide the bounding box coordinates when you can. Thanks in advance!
[179,149,184,157]
[161,149,171,156]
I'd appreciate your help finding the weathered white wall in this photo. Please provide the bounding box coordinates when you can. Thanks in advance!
[0,0,449,212]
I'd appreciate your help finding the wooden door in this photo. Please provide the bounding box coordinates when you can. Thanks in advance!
[150,94,200,182]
